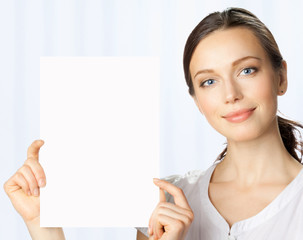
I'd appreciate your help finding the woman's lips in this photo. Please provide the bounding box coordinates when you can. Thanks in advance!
[222,107,256,123]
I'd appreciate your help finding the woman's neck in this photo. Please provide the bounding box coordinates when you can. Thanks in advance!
[214,121,302,187]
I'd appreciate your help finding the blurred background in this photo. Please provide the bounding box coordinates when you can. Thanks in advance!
[1,0,303,239]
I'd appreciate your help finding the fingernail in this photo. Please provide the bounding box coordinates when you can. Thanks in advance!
[27,191,31,196]
[38,179,44,187]
[153,178,160,183]
[34,188,39,196]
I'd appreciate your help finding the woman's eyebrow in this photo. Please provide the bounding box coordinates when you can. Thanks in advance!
[232,56,262,67]
[193,56,262,80]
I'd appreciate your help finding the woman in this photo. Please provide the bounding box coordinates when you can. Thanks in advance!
[138,7,303,240]
[4,7,303,240]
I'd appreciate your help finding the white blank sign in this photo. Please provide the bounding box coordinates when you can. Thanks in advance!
[40,57,160,227]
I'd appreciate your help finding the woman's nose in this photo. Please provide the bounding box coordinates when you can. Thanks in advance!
[224,79,243,104]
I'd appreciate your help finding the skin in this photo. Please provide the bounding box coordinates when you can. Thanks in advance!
[147,179,194,240]
[4,27,303,240]
[190,27,302,186]
[143,26,303,239]
[3,140,65,240]
[4,140,192,240]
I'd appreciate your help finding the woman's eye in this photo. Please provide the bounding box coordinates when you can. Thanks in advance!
[200,79,216,87]
[240,67,257,75]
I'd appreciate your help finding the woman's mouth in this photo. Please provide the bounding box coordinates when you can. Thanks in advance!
[222,107,256,123]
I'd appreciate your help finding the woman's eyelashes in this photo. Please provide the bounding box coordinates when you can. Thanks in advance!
[199,67,258,88]
[239,67,258,76]
[200,79,216,87]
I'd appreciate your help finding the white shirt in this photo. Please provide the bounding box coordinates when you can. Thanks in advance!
[137,161,303,239]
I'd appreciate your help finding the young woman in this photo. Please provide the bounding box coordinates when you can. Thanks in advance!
[4,7,303,240]
[138,7,303,240]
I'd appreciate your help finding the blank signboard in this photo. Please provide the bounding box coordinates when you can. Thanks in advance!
[40,57,159,227]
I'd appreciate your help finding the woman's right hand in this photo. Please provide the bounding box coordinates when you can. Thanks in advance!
[148,179,194,240]
[3,140,46,224]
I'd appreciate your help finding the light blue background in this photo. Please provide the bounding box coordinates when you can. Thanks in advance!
[1,0,303,239]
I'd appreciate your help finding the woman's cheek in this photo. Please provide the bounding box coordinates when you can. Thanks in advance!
[254,80,277,110]
[200,97,221,122]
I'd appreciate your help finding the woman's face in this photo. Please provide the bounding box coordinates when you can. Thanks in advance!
[189,27,287,142]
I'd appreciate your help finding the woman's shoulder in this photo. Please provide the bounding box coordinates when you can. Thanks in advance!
[161,169,207,186]
[161,168,212,203]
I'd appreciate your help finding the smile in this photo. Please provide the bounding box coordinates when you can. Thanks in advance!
[222,107,256,123]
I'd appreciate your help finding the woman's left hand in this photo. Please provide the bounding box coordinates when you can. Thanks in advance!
[148,178,194,240]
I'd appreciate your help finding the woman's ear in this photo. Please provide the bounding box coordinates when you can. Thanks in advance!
[277,60,288,96]
[192,95,204,115]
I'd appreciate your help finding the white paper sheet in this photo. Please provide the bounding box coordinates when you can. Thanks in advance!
[40,57,160,227]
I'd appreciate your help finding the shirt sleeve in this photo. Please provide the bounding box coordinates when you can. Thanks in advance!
[135,227,149,238]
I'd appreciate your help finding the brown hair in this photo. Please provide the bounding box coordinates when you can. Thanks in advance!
[183,7,303,164]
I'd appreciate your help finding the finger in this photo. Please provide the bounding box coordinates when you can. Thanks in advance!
[150,187,166,237]
[153,204,188,239]
[156,204,194,227]
[159,188,166,202]
[148,217,153,237]
[157,202,194,221]
[6,172,31,196]
[153,178,191,210]
[18,165,39,196]
[157,214,186,236]
[27,139,44,160]
[148,235,155,240]
[154,218,164,240]
[24,158,46,188]
[151,205,192,240]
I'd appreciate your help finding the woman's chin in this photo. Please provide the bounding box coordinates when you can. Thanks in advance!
[222,128,262,143]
